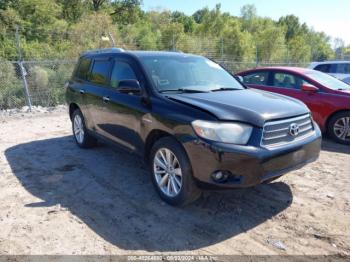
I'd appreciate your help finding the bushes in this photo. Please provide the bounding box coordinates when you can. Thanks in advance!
[26,63,74,106]
[0,61,25,109]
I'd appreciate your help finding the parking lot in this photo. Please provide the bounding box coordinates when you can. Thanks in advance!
[0,108,349,255]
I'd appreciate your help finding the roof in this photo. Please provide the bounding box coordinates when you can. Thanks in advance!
[310,60,350,65]
[81,48,196,58]
[237,66,314,75]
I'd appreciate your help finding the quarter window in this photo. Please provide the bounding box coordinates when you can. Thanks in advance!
[110,61,137,88]
[242,72,269,85]
[75,57,91,80]
[89,60,111,85]
[336,63,350,74]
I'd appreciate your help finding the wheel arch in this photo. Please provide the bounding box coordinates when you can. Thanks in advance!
[144,129,176,161]
[325,109,350,133]
[69,103,80,120]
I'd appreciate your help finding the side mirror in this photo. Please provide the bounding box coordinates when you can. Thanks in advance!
[236,75,244,83]
[301,84,318,93]
[118,79,141,95]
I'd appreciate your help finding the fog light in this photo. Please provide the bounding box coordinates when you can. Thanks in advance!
[213,171,223,180]
[211,170,230,183]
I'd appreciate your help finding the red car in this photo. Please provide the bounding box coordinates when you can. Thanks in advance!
[236,67,350,144]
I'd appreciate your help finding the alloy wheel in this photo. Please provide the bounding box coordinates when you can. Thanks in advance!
[73,114,85,144]
[333,117,350,141]
[153,148,183,197]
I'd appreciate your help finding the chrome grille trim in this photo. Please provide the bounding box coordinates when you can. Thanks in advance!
[261,114,315,148]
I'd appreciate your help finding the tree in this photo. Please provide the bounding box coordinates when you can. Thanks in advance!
[195,4,228,36]
[240,4,258,33]
[240,4,256,21]
[308,31,334,61]
[171,11,195,33]
[257,21,287,62]
[334,38,345,59]
[192,7,209,24]
[91,0,106,12]
[110,0,143,25]
[221,19,255,61]
[278,15,308,41]
[56,12,118,58]
[57,0,86,23]
[15,0,66,41]
[287,36,311,62]
[160,22,184,50]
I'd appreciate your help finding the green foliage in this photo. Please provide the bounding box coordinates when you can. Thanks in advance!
[0,61,25,109]
[0,1,337,62]
[111,0,143,25]
[287,36,311,62]
[257,21,287,62]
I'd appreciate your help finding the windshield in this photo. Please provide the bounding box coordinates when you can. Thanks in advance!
[139,55,244,92]
[305,70,350,90]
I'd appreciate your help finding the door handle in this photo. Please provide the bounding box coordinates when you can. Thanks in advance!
[102,96,110,103]
[79,89,85,94]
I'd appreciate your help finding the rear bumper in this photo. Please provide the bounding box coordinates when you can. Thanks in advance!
[183,125,322,189]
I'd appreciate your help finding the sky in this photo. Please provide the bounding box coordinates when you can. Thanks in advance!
[142,0,350,46]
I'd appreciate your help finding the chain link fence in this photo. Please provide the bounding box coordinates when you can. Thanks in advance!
[0,36,310,112]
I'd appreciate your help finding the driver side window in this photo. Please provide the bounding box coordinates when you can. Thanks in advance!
[110,61,137,88]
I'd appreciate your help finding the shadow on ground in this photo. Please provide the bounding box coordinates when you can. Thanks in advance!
[321,138,350,154]
[5,136,292,252]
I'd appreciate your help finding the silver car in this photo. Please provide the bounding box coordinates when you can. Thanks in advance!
[309,61,350,84]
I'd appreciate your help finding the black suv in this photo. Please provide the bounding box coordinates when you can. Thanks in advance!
[66,48,322,206]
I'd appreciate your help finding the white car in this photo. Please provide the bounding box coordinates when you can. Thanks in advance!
[309,61,350,84]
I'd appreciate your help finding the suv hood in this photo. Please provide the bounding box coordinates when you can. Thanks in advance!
[167,88,309,127]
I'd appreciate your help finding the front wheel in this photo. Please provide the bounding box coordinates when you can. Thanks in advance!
[328,111,350,145]
[150,137,201,206]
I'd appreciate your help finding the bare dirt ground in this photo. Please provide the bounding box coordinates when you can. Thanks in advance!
[0,109,349,255]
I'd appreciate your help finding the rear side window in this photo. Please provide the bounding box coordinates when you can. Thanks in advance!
[75,57,91,80]
[242,71,269,85]
[110,61,137,88]
[336,63,350,74]
[89,60,111,85]
[314,64,331,73]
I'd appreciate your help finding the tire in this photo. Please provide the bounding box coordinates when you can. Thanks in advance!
[150,137,201,206]
[327,111,350,145]
[72,109,97,148]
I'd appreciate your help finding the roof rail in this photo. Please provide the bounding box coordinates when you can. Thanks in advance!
[82,47,125,56]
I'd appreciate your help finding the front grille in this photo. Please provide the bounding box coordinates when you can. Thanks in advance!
[261,114,314,148]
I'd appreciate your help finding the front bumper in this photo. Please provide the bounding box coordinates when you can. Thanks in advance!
[183,125,322,189]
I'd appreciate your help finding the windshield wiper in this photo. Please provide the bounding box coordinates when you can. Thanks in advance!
[211,87,242,92]
[159,88,209,93]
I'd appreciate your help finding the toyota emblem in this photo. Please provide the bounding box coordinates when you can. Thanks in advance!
[289,123,300,137]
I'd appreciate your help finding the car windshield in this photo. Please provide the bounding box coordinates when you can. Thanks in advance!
[139,55,244,92]
[305,70,350,90]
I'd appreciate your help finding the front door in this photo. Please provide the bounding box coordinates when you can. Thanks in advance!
[268,71,324,124]
[97,57,149,152]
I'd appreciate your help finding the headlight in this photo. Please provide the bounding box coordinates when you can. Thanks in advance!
[191,120,253,145]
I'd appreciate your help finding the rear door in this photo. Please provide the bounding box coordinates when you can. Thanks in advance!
[83,56,113,133]
[241,70,271,91]
[68,56,94,128]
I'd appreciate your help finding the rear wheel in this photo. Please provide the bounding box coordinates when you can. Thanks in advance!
[72,109,97,148]
[327,111,350,145]
[150,137,201,206]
